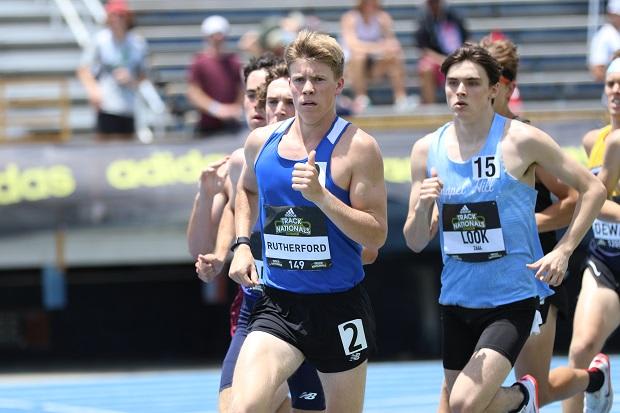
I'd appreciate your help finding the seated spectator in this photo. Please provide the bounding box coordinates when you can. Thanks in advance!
[76,0,148,140]
[589,0,620,81]
[341,0,415,112]
[415,0,468,103]
[238,11,321,58]
[187,16,244,138]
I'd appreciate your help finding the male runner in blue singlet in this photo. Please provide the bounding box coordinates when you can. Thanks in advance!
[403,43,605,413]
[229,30,387,413]
[189,53,326,413]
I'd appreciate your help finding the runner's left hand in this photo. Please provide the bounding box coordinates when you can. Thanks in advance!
[292,150,324,203]
[195,254,224,283]
[526,247,569,286]
[229,245,259,288]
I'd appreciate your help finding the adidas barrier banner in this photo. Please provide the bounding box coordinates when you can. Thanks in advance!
[0,140,411,234]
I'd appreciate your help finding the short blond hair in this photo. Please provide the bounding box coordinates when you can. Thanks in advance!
[285,30,344,79]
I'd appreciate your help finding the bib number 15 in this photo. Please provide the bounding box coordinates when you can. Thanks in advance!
[473,156,500,179]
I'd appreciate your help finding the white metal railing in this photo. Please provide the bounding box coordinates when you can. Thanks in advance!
[52,0,92,48]
[587,0,602,53]
[51,0,169,143]
[81,0,106,24]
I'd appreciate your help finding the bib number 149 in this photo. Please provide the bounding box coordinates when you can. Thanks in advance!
[288,260,305,270]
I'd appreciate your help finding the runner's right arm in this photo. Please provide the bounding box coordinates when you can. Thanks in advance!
[187,157,229,259]
[404,135,441,252]
[229,127,272,287]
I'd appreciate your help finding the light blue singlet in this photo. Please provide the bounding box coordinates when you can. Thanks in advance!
[427,114,553,308]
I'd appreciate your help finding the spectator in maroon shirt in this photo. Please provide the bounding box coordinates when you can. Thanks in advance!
[187,15,244,137]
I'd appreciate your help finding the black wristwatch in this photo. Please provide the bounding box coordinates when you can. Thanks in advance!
[230,236,251,252]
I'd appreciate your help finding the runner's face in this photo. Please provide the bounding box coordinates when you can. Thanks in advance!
[445,60,497,118]
[605,71,620,117]
[266,77,295,123]
[289,59,343,122]
[244,69,267,130]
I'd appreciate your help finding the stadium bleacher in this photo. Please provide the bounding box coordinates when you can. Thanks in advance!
[0,0,607,141]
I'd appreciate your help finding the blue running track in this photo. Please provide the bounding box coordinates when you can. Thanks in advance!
[0,356,616,412]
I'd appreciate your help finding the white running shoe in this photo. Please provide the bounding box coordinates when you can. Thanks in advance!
[353,94,371,113]
[516,374,539,413]
[585,353,613,413]
[394,94,420,113]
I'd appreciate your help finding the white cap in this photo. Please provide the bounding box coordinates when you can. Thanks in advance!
[607,57,620,74]
[608,0,620,15]
[201,15,229,36]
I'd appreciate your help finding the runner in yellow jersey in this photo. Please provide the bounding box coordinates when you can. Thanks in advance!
[562,57,620,413]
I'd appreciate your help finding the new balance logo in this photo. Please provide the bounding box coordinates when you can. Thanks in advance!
[349,352,361,362]
[298,392,318,400]
[460,205,471,214]
[285,208,296,218]
[588,260,602,277]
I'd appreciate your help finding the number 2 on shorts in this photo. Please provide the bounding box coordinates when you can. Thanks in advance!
[338,319,368,355]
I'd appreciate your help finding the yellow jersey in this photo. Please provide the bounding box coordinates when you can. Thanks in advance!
[587,125,620,198]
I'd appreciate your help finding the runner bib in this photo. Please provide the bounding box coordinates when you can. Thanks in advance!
[263,205,332,270]
[592,218,620,250]
[442,201,507,262]
[243,231,265,294]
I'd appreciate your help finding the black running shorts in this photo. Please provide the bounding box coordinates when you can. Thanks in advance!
[440,297,538,370]
[587,255,620,293]
[539,283,569,323]
[249,283,376,373]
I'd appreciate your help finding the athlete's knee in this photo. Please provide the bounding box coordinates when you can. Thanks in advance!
[448,393,481,413]
[229,397,266,413]
[569,336,600,361]
[228,404,259,413]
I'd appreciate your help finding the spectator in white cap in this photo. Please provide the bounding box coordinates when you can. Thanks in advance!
[201,15,230,37]
[187,15,244,137]
[588,0,620,81]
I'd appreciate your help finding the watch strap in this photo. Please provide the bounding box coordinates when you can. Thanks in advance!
[231,236,252,252]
